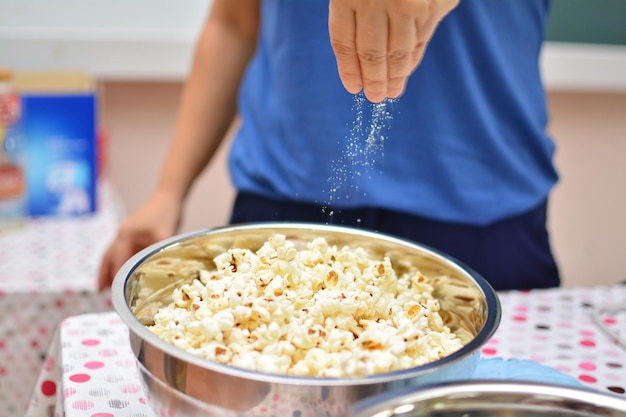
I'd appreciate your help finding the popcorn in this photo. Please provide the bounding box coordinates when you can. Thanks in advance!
[148,235,465,377]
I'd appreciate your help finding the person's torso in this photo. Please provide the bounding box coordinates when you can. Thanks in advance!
[229,0,558,226]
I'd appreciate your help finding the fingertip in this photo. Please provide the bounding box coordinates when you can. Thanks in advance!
[386,83,407,100]
[363,89,387,103]
[344,81,363,96]
[97,258,109,292]
[336,64,364,95]
[97,272,110,292]
[96,275,105,292]
[329,3,362,98]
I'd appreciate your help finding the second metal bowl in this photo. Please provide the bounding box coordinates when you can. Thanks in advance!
[350,380,626,417]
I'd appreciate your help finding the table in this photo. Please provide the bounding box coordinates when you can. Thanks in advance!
[0,181,122,417]
[483,285,626,395]
[25,285,626,417]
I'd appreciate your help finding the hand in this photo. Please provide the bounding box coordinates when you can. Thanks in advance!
[329,0,459,102]
[97,190,183,291]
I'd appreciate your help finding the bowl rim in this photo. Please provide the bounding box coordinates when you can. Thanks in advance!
[112,222,501,386]
[349,379,626,416]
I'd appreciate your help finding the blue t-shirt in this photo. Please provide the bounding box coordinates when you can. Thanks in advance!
[229,0,558,226]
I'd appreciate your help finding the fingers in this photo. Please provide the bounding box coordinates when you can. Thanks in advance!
[97,249,112,292]
[95,189,183,291]
[97,228,141,291]
[407,0,459,72]
[329,2,362,94]
[386,7,417,99]
[329,0,459,103]
[354,5,389,103]
[329,0,414,103]
[97,239,130,292]
[330,0,390,103]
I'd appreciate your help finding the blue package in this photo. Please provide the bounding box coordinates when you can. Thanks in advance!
[20,93,97,216]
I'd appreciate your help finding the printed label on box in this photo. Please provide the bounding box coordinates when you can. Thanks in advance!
[20,93,97,216]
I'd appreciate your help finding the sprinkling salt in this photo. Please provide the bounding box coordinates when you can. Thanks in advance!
[325,93,396,221]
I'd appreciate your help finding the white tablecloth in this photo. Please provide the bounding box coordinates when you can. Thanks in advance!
[0,181,122,417]
[25,285,626,417]
[483,285,626,394]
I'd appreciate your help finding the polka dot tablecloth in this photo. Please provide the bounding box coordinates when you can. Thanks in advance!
[482,285,626,395]
[25,285,626,417]
[0,181,123,417]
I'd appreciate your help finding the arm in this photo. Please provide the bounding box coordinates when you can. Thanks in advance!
[98,0,260,290]
[328,0,459,103]
[157,0,260,204]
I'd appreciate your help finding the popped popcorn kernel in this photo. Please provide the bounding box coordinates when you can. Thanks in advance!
[147,234,465,377]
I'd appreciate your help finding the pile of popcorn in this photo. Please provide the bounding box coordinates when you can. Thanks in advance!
[147,234,465,377]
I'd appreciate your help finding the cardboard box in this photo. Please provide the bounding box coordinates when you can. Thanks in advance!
[14,72,98,217]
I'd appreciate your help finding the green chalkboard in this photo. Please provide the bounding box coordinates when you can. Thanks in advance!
[546,0,626,46]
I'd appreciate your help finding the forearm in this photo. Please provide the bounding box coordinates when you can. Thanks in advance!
[155,2,259,202]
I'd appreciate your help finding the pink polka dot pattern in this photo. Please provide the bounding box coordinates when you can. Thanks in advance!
[98,349,118,357]
[72,399,95,410]
[121,384,142,394]
[482,286,626,397]
[3,182,122,417]
[481,347,498,356]
[69,373,92,383]
[579,374,598,383]
[579,362,596,371]
[64,387,77,398]
[26,313,156,417]
[85,361,105,370]
[41,380,56,396]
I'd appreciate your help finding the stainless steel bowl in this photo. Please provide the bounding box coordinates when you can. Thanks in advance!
[350,380,626,417]
[112,223,501,417]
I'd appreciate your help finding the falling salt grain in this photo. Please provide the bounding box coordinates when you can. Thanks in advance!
[326,93,396,213]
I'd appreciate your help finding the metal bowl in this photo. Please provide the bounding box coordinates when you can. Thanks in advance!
[112,223,501,417]
[350,380,626,417]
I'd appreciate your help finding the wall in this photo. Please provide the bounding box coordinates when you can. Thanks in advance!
[547,0,626,46]
[546,92,626,287]
[2,1,626,89]
[100,81,626,289]
[99,81,234,230]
